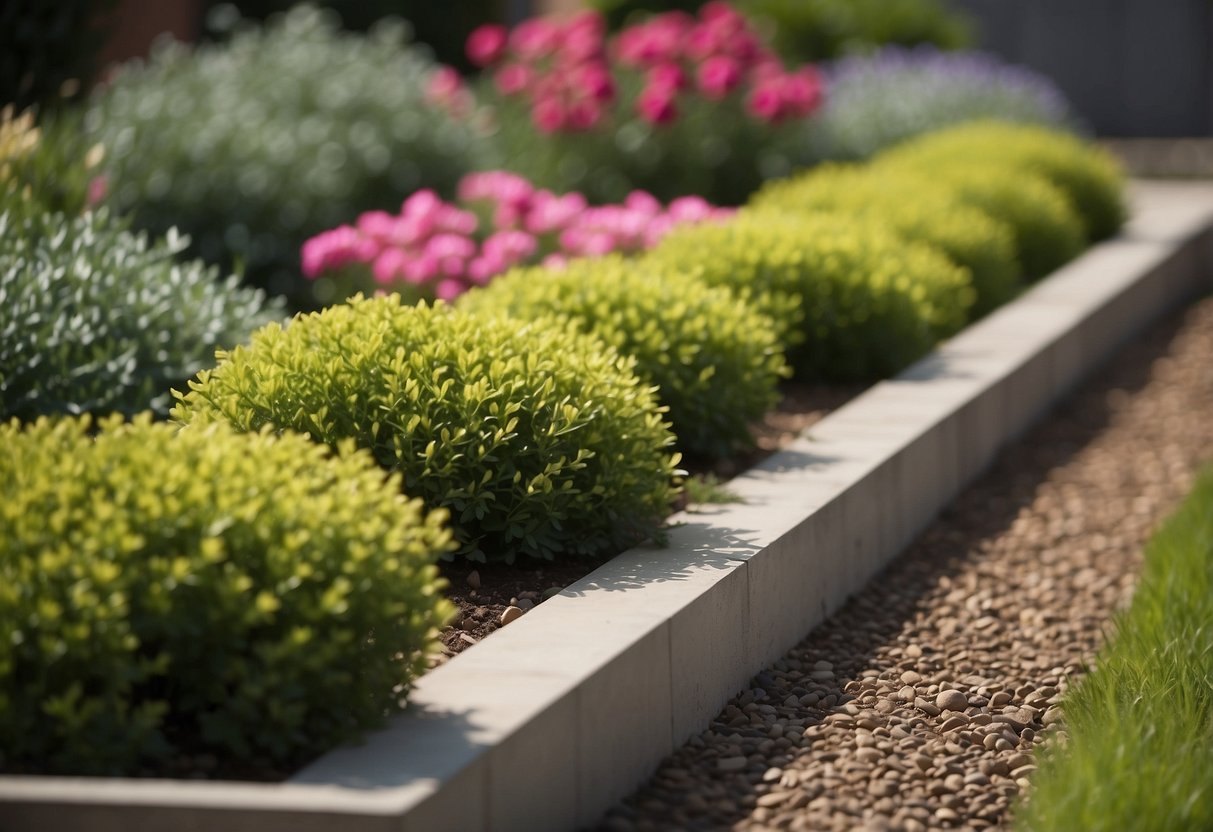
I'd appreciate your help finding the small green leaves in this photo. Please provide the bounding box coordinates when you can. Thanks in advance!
[0,414,454,775]
[174,297,680,563]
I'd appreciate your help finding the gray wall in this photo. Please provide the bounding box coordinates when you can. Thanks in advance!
[954,0,1213,136]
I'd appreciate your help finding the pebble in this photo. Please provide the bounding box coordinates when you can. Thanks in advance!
[465,570,481,590]
[596,301,1213,832]
[499,606,524,626]
[935,690,969,712]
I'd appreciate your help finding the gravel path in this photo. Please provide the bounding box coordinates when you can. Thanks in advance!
[599,295,1213,832]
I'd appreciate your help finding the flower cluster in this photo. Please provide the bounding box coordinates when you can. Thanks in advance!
[464,2,823,132]
[301,170,734,300]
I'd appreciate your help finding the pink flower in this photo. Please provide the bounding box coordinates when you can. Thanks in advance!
[301,226,379,278]
[467,255,504,284]
[458,170,534,208]
[746,78,786,122]
[401,189,444,219]
[356,210,398,241]
[624,191,662,216]
[541,253,570,270]
[560,227,617,256]
[372,249,409,285]
[494,63,533,96]
[532,96,567,133]
[636,83,678,125]
[613,14,689,67]
[403,253,440,285]
[483,229,538,264]
[697,54,742,99]
[572,63,615,103]
[565,99,602,131]
[780,66,825,117]
[425,66,473,116]
[435,279,467,301]
[526,190,588,234]
[647,62,688,93]
[667,195,714,223]
[700,1,746,28]
[436,205,478,236]
[560,12,607,63]
[467,24,508,67]
[511,18,560,61]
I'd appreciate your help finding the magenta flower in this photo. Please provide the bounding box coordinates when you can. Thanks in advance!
[511,18,560,62]
[402,253,441,285]
[636,83,678,125]
[526,190,589,234]
[624,190,662,216]
[494,63,533,96]
[746,78,786,122]
[532,96,568,133]
[467,24,508,67]
[435,279,467,301]
[86,174,108,207]
[573,62,616,103]
[697,54,742,99]
[372,249,409,285]
[780,66,825,117]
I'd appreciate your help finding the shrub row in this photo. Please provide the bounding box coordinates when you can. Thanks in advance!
[2,119,1125,778]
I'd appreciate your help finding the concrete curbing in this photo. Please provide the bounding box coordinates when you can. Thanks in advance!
[2,182,1211,832]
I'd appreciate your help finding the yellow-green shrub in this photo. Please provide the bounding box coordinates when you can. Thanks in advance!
[173,296,680,563]
[458,256,788,459]
[0,415,454,776]
[879,120,1126,241]
[873,159,1084,280]
[645,212,973,380]
[750,163,1019,316]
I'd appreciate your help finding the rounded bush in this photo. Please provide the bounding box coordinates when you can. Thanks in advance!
[878,119,1127,240]
[173,296,680,563]
[86,5,487,306]
[459,256,788,459]
[803,48,1071,162]
[751,163,1019,316]
[0,414,454,776]
[645,212,973,380]
[0,210,281,421]
[873,159,1085,280]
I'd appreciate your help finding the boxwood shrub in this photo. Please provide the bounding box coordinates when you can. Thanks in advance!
[0,210,281,421]
[879,120,1127,241]
[0,414,454,776]
[85,4,487,306]
[750,163,1019,316]
[645,212,974,380]
[459,256,788,459]
[872,159,1084,281]
[173,296,681,563]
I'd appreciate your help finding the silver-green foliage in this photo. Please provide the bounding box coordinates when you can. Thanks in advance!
[0,414,455,775]
[646,212,974,380]
[459,256,789,459]
[0,210,280,420]
[86,4,487,304]
[173,296,681,563]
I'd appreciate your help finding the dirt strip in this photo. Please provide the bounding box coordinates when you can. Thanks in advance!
[598,294,1213,832]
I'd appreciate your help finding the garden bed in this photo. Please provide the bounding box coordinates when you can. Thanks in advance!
[1,180,1209,832]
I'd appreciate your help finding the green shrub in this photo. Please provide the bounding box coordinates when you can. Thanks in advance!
[0,414,454,776]
[878,120,1127,241]
[751,163,1019,316]
[873,157,1085,280]
[86,4,488,307]
[172,296,681,563]
[645,211,973,380]
[0,210,280,421]
[458,256,788,459]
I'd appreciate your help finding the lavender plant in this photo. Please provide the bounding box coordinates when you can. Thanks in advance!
[803,47,1073,163]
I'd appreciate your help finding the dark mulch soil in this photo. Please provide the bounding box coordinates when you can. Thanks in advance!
[432,380,866,666]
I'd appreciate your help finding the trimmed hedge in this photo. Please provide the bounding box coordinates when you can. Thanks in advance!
[173,296,681,563]
[86,5,487,306]
[459,255,788,459]
[0,414,454,776]
[878,119,1127,241]
[645,211,973,380]
[870,159,1085,281]
[0,210,280,421]
[751,163,1019,316]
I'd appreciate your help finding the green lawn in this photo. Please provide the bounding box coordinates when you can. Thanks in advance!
[1015,469,1213,831]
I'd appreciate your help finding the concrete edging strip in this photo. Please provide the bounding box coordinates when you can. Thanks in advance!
[2,182,1211,832]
